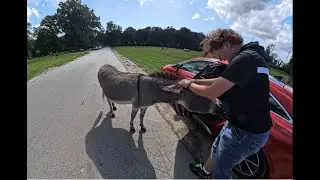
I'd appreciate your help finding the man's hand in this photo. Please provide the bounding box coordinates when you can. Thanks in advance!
[180,77,235,100]
[186,78,196,82]
[214,98,222,105]
[178,79,192,88]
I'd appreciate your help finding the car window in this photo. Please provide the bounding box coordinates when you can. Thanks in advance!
[269,93,292,123]
[182,61,214,74]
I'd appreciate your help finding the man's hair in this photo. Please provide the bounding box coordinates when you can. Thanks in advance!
[200,28,244,57]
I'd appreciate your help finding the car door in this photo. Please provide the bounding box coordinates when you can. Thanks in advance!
[266,93,293,178]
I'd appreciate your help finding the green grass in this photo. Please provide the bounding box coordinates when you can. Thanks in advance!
[269,68,292,86]
[27,51,87,81]
[113,46,201,73]
[113,46,292,86]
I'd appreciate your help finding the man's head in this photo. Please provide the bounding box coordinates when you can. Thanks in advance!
[201,28,243,62]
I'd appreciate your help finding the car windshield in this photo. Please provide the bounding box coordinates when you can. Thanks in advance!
[186,60,220,74]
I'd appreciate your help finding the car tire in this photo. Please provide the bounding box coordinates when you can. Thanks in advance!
[232,149,268,179]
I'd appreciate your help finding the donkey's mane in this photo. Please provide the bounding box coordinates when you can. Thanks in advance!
[148,71,180,81]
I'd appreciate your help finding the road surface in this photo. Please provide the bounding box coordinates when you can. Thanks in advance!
[27,47,198,179]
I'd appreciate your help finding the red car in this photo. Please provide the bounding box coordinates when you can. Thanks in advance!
[160,57,293,179]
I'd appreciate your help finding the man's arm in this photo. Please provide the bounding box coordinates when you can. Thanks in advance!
[190,78,218,86]
[183,53,256,99]
[187,77,235,100]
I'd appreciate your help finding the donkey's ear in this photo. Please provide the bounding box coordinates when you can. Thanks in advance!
[160,84,182,94]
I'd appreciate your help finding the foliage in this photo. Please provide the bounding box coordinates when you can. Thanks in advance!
[26,0,292,79]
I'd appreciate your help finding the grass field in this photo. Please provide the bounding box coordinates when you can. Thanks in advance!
[113,46,201,73]
[27,51,87,81]
[269,68,292,86]
[113,46,292,86]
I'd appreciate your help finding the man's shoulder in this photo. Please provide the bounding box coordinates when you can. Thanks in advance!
[241,48,268,65]
[229,50,255,67]
[237,49,260,60]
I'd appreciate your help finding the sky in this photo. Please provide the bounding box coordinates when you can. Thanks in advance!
[27,0,293,63]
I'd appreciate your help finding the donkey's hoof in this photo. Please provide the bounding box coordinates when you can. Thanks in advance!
[140,127,146,133]
[111,114,115,118]
[130,127,136,133]
[113,106,117,111]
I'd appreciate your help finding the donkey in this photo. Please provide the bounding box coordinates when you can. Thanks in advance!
[97,64,218,133]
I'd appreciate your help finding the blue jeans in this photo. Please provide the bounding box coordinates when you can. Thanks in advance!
[211,121,270,179]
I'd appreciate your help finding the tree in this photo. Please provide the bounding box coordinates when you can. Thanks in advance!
[104,21,123,46]
[135,27,151,46]
[28,2,215,58]
[55,0,102,50]
[122,27,136,46]
[33,15,64,56]
[265,43,276,65]
[27,22,35,59]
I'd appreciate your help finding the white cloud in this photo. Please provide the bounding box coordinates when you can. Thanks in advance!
[169,0,174,3]
[204,17,214,21]
[44,0,67,7]
[192,13,200,20]
[138,0,152,6]
[27,6,40,21]
[207,0,270,20]
[207,0,292,61]
[188,0,194,5]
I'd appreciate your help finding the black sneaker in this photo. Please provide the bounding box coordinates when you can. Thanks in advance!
[189,163,211,179]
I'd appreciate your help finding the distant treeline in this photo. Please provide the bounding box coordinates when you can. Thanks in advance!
[27,0,291,75]
[27,0,205,58]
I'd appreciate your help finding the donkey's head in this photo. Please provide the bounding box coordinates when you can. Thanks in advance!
[160,84,218,114]
[148,71,217,114]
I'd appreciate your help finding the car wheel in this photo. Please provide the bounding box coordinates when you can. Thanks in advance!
[232,149,268,179]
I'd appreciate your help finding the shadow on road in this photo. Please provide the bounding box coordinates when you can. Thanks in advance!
[85,111,156,179]
[173,115,214,179]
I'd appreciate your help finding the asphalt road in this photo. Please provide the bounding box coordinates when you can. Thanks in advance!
[27,47,197,179]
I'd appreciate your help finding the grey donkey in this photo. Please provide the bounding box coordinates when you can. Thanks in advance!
[97,64,218,133]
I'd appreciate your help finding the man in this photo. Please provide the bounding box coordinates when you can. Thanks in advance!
[177,28,273,179]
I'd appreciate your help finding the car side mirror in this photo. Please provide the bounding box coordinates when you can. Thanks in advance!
[173,64,183,69]
[173,64,183,70]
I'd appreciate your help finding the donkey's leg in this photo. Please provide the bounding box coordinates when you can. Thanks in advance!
[139,107,148,133]
[112,102,117,111]
[130,106,139,133]
[107,99,115,118]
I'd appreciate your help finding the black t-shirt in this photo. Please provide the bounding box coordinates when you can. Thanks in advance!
[219,44,273,134]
